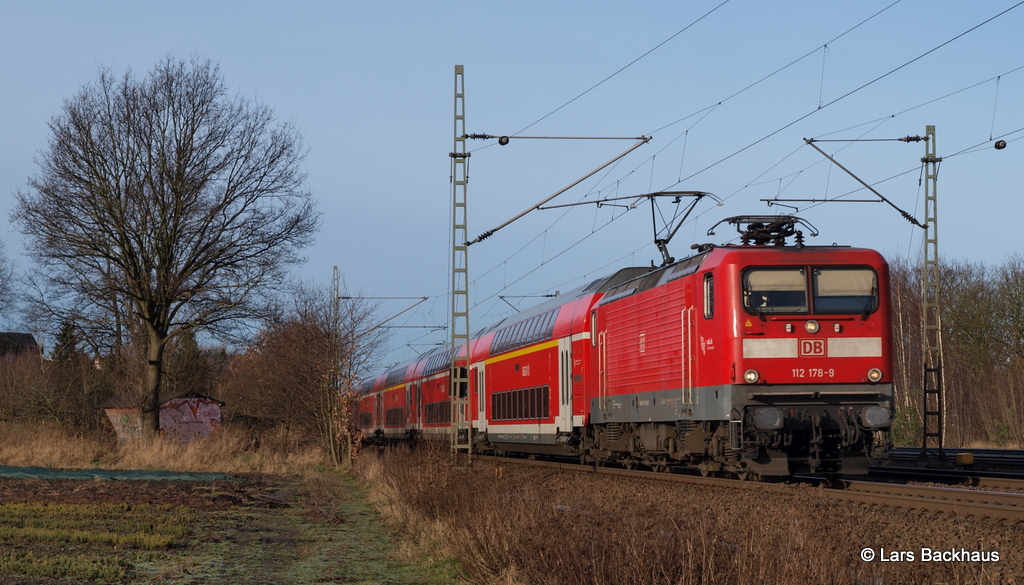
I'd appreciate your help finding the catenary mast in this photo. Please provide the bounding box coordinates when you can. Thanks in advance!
[920,125,944,459]
[449,65,472,459]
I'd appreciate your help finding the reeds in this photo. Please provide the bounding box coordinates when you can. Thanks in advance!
[0,422,329,475]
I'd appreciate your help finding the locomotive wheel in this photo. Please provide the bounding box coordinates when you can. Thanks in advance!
[735,469,760,482]
[649,457,670,473]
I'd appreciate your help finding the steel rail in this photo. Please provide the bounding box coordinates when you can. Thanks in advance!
[836,480,1024,521]
[892,446,1024,464]
[869,465,1024,490]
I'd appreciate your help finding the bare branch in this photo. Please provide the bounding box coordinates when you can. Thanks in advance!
[12,55,320,431]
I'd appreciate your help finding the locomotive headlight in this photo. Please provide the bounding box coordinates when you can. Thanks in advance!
[804,320,820,334]
[860,406,891,428]
[753,407,785,430]
[867,368,883,383]
[743,369,760,384]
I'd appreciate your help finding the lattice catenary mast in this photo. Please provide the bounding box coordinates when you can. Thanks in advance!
[784,130,942,459]
[920,125,944,459]
[449,65,472,458]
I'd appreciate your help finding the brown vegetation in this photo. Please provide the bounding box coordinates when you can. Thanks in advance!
[355,446,1021,585]
[0,278,383,468]
[0,426,459,584]
[890,255,1024,447]
[218,282,386,466]
[0,422,327,475]
[13,55,319,434]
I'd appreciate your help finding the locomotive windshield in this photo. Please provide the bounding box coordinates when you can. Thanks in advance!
[744,269,807,313]
[812,268,878,313]
[743,266,877,315]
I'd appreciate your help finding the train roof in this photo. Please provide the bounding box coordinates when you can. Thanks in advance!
[366,265,652,387]
[359,215,887,392]
[598,242,885,307]
[478,265,651,335]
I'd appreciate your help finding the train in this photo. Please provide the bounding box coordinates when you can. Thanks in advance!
[355,216,893,478]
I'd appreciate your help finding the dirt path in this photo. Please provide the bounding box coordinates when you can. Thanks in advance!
[0,472,455,584]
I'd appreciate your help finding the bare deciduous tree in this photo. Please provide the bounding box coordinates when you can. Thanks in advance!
[13,56,319,431]
[0,242,14,318]
[220,280,387,466]
[887,256,923,444]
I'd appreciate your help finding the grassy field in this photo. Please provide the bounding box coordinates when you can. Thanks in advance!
[0,472,460,584]
[2,424,1020,584]
[0,424,460,584]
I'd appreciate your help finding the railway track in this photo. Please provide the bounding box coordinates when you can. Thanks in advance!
[828,479,1024,521]
[891,446,1024,467]
[869,465,1024,490]
[479,454,1024,521]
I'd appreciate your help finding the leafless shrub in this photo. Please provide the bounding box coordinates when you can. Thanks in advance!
[218,280,387,467]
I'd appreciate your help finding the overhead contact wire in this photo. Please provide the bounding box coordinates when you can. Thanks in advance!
[513,0,733,138]
[669,0,1024,189]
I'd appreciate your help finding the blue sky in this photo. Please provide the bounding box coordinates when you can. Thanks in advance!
[2,2,1023,367]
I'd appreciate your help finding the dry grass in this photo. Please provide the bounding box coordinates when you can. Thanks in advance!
[0,422,330,475]
[354,445,1010,585]
[3,425,1012,584]
[0,424,109,469]
[0,423,465,584]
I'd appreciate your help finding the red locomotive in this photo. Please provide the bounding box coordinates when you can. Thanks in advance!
[356,216,892,477]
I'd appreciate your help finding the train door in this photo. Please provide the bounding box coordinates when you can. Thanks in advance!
[472,364,486,432]
[681,305,697,406]
[597,328,608,414]
[375,390,384,432]
[557,337,573,433]
[405,383,413,430]
[415,382,422,429]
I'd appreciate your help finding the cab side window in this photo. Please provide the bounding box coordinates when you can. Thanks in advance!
[703,272,714,319]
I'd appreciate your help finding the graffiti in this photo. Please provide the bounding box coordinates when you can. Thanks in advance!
[159,397,222,441]
[104,408,142,445]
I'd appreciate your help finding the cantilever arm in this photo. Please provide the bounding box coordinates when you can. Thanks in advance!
[466,136,652,245]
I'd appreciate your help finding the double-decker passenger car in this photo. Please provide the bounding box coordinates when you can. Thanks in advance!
[357,216,892,477]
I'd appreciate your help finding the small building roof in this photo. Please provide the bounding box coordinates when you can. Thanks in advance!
[98,391,225,410]
[0,333,39,356]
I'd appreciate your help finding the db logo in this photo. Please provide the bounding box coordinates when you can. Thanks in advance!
[800,339,826,357]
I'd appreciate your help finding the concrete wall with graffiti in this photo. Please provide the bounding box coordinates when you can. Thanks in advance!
[104,408,143,445]
[159,396,223,441]
[103,394,224,443]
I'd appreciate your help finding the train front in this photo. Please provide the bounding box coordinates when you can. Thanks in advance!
[722,245,893,475]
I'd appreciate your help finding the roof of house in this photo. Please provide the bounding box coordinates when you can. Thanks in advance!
[158,392,225,406]
[98,391,225,410]
[0,333,38,355]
